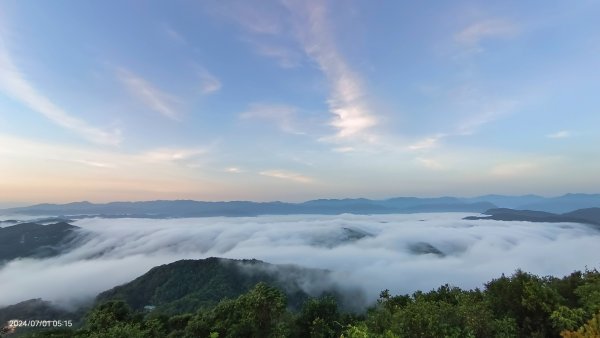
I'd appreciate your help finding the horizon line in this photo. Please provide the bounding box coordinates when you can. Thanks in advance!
[3,192,599,209]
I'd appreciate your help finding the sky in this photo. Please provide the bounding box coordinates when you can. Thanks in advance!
[1,0,600,204]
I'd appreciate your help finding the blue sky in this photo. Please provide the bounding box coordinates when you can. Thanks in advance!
[1,0,599,204]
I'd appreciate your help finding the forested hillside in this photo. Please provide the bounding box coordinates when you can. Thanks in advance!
[0,222,79,263]
[95,257,342,314]
[3,264,599,338]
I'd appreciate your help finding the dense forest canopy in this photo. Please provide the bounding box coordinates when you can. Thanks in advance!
[3,267,599,338]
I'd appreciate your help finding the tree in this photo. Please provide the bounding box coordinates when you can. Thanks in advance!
[574,269,600,316]
[551,306,586,332]
[485,270,564,337]
[561,311,600,338]
[237,282,287,337]
[185,282,287,338]
[294,296,341,338]
[84,301,135,333]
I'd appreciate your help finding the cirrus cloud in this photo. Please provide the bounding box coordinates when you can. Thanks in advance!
[117,68,181,121]
[0,35,121,146]
[260,169,314,183]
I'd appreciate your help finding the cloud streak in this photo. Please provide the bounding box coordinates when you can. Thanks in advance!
[253,43,303,68]
[240,103,304,134]
[0,134,221,203]
[547,130,571,139]
[139,147,208,163]
[408,135,445,151]
[284,0,377,141]
[71,159,117,169]
[226,0,377,142]
[455,19,519,47]
[0,36,121,146]
[490,162,537,177]
[415,157,444,170]
[161,23,187,45]
[198,69,222,94]
[225,167,243,174]
[117,69,181,120]
[260,170,314,183]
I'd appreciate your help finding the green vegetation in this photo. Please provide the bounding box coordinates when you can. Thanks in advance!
[6,267,599,338]
[0,299,80,337]
[0,222,78,263]
[95,258,333,314]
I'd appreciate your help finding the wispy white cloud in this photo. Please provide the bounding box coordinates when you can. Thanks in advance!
[490,162,537,177]
[547,130,571,139]
[415,157,444,170]
[0,133,115,161]
[406,91,517,153]
[0,134,205,169]
[224,2,284,35]
[444,84,518,136]
[161,23,187,45]
[455,19,519,47]
[71,159,117,169]
[0,36,121,146]
[333,147,355,153]
[284,0,377,141]
[198,69,222,94]
[218,2,302,69]
[0,135,116,169]
[407,134,445,151]
[159,24,221,95]
[457,111,501,135]
[0,134,219,202]
[260,169,314,183]
[252,42,303,68]
[240,103,304,134]
[139,147,207,163]
[225,0,376,142]
[225,167,243,174]
[117,68,181,120]
[404,103,514,156]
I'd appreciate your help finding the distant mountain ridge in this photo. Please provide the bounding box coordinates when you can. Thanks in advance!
[464,207,600,227]
[463,193,600,213]
[0,198,495,218]
[2,193,599,217]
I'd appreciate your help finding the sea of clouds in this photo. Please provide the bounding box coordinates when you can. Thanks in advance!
[1,213,599,308]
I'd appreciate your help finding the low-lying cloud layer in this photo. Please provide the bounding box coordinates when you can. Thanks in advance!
[1,213,599,308]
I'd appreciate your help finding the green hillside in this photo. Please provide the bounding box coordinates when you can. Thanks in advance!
[95,257,335,315]
[3,260,599,338]
[0,222,79,263]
